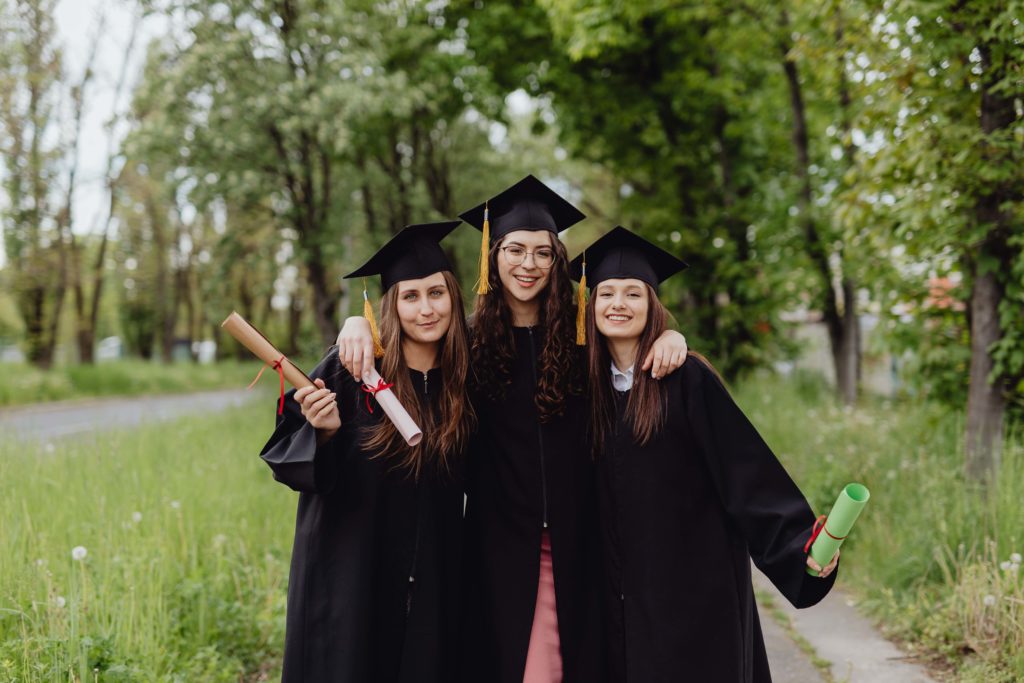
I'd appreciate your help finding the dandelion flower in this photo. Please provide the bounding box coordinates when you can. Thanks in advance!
[131,511,143,523]
[54,596,66,608]
[71,546,87,561]
[1011,553,1022,564]
[983,594,996,606]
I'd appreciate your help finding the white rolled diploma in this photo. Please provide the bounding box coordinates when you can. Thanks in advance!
[362,367,423,446]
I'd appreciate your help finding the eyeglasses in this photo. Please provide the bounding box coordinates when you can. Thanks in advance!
[500,245,556,269]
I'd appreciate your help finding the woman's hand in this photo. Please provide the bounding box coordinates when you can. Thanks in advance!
[807,550,840,578]
[336,316,374,381]
[295,378,340,442]
[642,330,688,379]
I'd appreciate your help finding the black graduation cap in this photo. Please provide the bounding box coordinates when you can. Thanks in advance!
[344,221,461,291]
[459,174,586,241]
[569,226,688,292]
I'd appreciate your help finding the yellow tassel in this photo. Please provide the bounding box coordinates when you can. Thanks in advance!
[575,257,587,345]
[363,279,385,358]
[476,201,491,295]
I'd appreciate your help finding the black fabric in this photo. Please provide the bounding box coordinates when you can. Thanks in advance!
[596,358,836,682]
[569,225,688,291]
[461,326,607,683]
[459,174,586,241]
[344,221,460,291]
[260,349,463,683]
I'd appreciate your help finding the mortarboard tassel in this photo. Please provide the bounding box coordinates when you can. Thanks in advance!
[476,202,491,295]
[575,256,587,345]
[363,279,385,358]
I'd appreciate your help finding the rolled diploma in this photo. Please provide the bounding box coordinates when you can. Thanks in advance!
[220,311,314,391]
[806,482,870,576]
[362,367,423,447]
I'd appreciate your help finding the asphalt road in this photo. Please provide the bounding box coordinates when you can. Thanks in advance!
[0,388,258,443]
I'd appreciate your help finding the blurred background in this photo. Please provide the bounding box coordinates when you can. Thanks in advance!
[0,0,1021,681]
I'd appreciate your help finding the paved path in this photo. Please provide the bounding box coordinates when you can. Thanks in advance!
[754,569,938,683]
[0,388,258,443]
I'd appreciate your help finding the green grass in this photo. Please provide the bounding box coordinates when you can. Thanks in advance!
[0,360,279,408]
[0,405,292,682]
[735,370,1024,682]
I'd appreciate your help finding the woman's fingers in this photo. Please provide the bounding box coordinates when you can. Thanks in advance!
[650,347,666,378]
[820,550,841,578]
[806,556,823,573]
[308,392,336,416]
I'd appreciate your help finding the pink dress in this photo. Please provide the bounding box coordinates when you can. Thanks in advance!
[522,530,563,682]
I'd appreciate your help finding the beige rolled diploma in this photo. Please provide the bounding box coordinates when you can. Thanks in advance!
[360,367,423,447]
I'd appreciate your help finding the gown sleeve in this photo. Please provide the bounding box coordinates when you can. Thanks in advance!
[259,346,363,495]
[682,358,837,608]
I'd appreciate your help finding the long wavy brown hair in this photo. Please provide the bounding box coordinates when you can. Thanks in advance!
[470,234,583,421]
[588,283,669,449]
[361,270,475,478]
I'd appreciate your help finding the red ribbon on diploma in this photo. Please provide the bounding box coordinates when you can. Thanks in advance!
[803,514,847,554]
[361,378,394,413]
[249,356,287,415]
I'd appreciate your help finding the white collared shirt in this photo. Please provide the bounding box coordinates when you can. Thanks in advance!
[611,361,634,391]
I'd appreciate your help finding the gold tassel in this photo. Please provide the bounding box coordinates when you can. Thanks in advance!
[363,279,385,357]
[476,201,491,295]
[575,256,587,345]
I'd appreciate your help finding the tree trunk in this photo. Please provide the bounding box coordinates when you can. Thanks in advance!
[964,41,1015,484]
[964,258,1005,483]
[779,17,859,403]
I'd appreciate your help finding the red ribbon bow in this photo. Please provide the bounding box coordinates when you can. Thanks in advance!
[361,378,394,413]
[249,356,287,415]
[804,514,847,554]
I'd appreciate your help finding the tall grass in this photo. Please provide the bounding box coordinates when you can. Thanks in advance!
[0,360,271,407]
[735,370,1024,681]
[0,404,292,681]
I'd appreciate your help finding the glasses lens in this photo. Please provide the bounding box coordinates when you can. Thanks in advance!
[534,250,554,268]
[504,246,525,265]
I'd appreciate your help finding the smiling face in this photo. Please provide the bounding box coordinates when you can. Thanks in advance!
[394,271,453,344]
[496,230,555,304]
[593,278,650,342]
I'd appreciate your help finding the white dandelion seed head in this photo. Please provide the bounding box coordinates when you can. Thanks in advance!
[170,500,181,510]
[1001,561,1012,571]
[212,534,227,548]
[54,596,66,608]
[1011,553,1022,564]
[71,546,87,561]
[983,594,996,606]
[35,559,45,567]
[44,442,55,453]
[131,511,143,523]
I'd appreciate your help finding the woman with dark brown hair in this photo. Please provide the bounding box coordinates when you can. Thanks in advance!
[571,226,840,683]
[260,222,475,683]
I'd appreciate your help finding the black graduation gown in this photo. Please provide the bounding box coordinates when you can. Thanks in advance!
[260,351,463,683]
[462,326,606,683]
[597,358,837,683]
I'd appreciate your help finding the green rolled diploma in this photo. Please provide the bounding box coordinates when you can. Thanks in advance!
[806,483,870,576]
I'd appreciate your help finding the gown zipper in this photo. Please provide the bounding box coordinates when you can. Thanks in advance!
[527,327,549,529]
[406,372,429,617]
